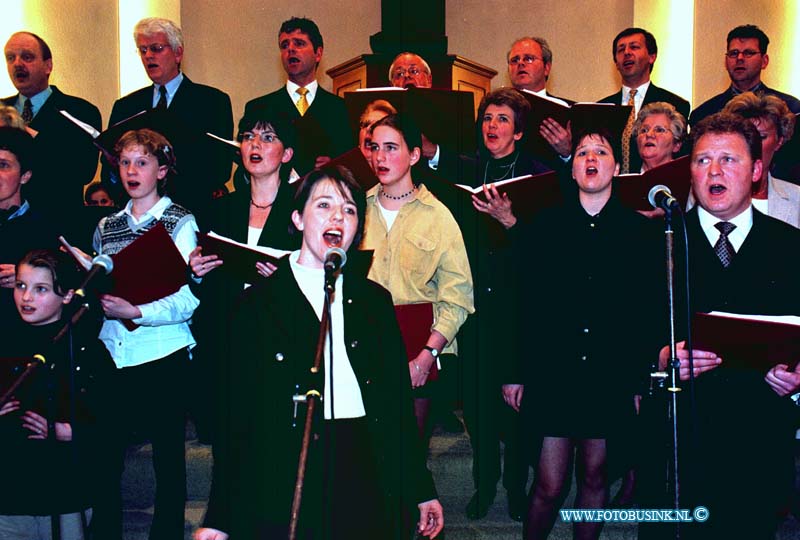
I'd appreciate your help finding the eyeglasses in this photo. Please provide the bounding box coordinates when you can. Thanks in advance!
[725,49,761,59]
[508,55,541,66]
[637,125,671,136]
[240,131,279,143]
[391,67,425,79]
[137,43,171,56]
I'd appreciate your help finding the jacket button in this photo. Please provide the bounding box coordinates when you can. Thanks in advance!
[347,298,353,304]
[365,379,371,385]
[350,340,358,348]
[275,353,284,362]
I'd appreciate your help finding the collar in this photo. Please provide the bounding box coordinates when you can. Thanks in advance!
[286,79,318,101]
[153,72,184,107]
[16,86,53,117]
[697,204,753,251]
[731,81,764,96]
[120,195,173,224]
[622,81,650,103]
[1,199,29,221]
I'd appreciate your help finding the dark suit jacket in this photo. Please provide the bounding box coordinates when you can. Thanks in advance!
[667,209,800,538]
[2,86,101,214]
[104,76,233,218]
[190,181,300,441]
[599,83,691,172]
[201,252,437,538]
[243,85,354,177]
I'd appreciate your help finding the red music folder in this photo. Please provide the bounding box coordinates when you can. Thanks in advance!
[111,222,188,330]
[198,231,291,283]
[394,303,439,383]
[455,170,562,218]
[692,311,800,371]
[614,155,692,211]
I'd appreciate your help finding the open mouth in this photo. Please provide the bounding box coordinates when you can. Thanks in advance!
[709,184,726,195]
[20,306,35,315]
[485,133,498,141]
[376,166,390,175]
[288,57,300,65]
[127,181,141,190]
[623,60,635,69]
[323,229,343,247]
[585,166,598,176]
[13,69,28,80]
[644,142,656,148]
[248,153,262,163]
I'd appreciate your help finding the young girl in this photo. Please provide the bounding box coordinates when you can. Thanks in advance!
[361,114,474,442]
[92,128,199,540]
[0,249,112,540]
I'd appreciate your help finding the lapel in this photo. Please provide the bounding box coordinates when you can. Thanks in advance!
[167,75,193,117]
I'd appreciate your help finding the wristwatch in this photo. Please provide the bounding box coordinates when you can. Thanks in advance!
[424,345,440,358]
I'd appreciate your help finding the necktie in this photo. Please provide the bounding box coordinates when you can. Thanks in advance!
[156,85,168,110]
[296,87,309,116]
[714,221,737,268]
[620,88,638,174]
[22,98,33,124]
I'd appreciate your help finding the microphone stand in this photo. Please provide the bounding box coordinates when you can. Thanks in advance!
[652,205,682,539]
[289,282,333,540]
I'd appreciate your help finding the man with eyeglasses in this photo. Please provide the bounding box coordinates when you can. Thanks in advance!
[507,36,575,165]
[104,17,233,218]
[599,27,690,173]
[242,17,352,179]
[2,31,101,216]
[689,25,800,126]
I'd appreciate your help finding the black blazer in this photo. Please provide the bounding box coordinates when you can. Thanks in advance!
[669,208,800,536]
[243,85,354,177]
[599,83,691,172]
[201,253,437,538]
[2,86,101,214]
[104,76,233,217]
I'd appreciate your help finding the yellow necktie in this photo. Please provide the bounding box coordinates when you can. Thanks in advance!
[296,87,309,116]
[621,88,638,174]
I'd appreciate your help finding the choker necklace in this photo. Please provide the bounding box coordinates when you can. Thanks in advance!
[379,185,417,200]
[250,198,274,210]
[483,152,519,184]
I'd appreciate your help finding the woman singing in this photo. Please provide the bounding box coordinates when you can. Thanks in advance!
[196,166,444,539]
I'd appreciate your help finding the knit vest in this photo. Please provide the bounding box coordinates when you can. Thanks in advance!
[99,203,192,256]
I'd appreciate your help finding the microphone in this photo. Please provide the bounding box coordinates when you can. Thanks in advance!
[323,248,347,291]
[54,255,113,343]
[648,184,680,211]
[74,254,114,298]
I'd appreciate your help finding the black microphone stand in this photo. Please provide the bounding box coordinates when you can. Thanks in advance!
[289,275,335,540]
[650,204,688,539]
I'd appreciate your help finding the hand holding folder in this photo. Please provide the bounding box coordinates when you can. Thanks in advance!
[109,223,188,331]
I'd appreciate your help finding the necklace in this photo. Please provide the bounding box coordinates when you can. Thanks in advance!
[250,198,274,210]
[379,185,417,200]
[483,152,519,184]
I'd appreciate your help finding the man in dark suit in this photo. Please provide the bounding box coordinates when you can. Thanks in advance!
[507,36,573,164]
[599,28,690,173]
[242,17,353,180]
[689,24,800,181]
[105,17,233,218]
[3,31,101,216]
[640,112,800,539]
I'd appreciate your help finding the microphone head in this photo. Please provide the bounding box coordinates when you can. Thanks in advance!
[91,254,114,274]
[647,184,672,208]
[324,247,347,269]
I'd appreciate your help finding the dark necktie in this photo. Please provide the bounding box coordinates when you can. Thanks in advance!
[22,98,33,124]
[156,85,168,110]
[714,221,737,268]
